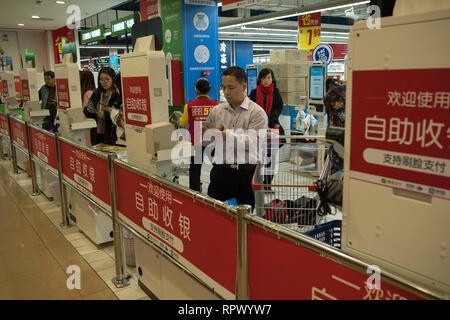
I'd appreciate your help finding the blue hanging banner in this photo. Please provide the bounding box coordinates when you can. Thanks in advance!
[182,0,219,102]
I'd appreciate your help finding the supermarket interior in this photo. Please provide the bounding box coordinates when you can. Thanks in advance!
[0,0,449,302]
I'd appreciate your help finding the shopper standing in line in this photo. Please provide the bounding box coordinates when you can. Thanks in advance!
[179,78,219,192]
[83,67,122,145]
[38,70,57,131]
[249,68,284,189]
[204,66,268,210]
[79,70,96,146]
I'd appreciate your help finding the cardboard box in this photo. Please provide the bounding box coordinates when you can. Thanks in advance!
[281,92,308,106]
[277,77,307,93]
[270,49,308,64]
[262,63,308,78]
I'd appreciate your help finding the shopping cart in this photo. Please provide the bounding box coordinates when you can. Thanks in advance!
[252,136,329,233]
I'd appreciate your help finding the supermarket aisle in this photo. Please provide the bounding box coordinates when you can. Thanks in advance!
[0,161,118,300]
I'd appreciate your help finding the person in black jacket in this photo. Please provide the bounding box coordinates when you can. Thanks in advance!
[249,68,285,190]
[83,67,122,145]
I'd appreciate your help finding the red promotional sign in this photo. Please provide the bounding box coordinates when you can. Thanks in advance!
[56,78,71,110]
[29,127,58,174]
[1,80,8,97]
[52,26,75,65]
[351,69,450,199]
[122,76,152,128]
[21,79,30,102]
[298,12,321,27]
[14,76,21,103]
[59,140,110,209]
[10,118,27,150]
[141,0,159,21]
[248,225,424,300]
[0,113,9,137]
[115,164,237,299]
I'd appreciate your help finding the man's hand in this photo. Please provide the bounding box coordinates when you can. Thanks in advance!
[220,123,227,139]
[97,111,105,119]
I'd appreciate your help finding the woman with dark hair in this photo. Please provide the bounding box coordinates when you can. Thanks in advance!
[179,78,218,191]
[249,68,284,137]
[249,68,284,190]
[79,70,96,108]
[83,67,122,145]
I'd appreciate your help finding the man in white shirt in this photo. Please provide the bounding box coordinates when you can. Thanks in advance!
[203,66,268,210]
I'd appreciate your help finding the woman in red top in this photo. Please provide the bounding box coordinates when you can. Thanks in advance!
[179,78,218,192]
[250,68,285,190]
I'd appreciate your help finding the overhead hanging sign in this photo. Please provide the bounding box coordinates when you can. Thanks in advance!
[298,12,321,50]
[222,0,268,11]
[81,25,106,44]
[111,14,138,37]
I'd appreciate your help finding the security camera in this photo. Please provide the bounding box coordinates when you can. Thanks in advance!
[345,7,363,21]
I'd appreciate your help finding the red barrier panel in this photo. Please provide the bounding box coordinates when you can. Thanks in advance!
[59,139,110,210]
[29,127,58,174]
[114,163,237,299]
[10,118,27,150]
[0,113,9,137]
[247,225,424,300]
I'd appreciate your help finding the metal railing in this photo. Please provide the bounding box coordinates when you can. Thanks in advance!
[0,110,445,300]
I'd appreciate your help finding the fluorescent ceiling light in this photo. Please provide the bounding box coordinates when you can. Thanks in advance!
[32,16,40,19]
[218,2,222,6]
[56,1,66,4]
[18,23,25,26]
[104,32,111,36]
[242,26,298,33]
[219,31,294,37]
[219,0,370,29]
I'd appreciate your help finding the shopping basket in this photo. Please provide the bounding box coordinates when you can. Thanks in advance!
[303,220,341,249]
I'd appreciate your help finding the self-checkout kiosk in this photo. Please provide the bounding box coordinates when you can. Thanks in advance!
[119,35,175,179]
[343,2,450,296]
[20,64,58,200]
[55,53,112,246]
[120,35,215,299]
[55,55,97,147]
[0,70,19,115]
[21,66,49,125]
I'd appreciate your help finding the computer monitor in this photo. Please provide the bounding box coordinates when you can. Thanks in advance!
[308,63,326,112]
[246,65,258,96]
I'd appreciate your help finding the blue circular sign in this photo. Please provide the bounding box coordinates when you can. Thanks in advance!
[313,44,334,64]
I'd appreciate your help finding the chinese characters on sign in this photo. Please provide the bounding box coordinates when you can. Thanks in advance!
[350,69,450,199]
[11,120,26,149]
[122,77,151,128]
[135,181,191,249]
[56,78,71,110]
[0,113,9,136]
[311,275,407,300]
[298,12,321,50]
[219,41,231,76]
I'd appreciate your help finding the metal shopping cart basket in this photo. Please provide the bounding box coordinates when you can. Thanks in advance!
[252,136,329,233]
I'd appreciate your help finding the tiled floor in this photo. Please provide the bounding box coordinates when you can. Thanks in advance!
[0,158,149,300]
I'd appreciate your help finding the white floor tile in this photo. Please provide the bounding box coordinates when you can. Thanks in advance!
[83,250,111,264]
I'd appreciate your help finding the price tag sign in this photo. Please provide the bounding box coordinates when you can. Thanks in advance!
[298,13,321,50]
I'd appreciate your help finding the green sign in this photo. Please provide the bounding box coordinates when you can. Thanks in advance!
[111,14,139,37]
[81,25,106,44]
[17,109,25,121]
[0,104,5,113]
[161,0,183,61]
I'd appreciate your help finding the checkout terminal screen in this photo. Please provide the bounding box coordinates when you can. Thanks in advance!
[247,69,258,96]
[309,66,325,100]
